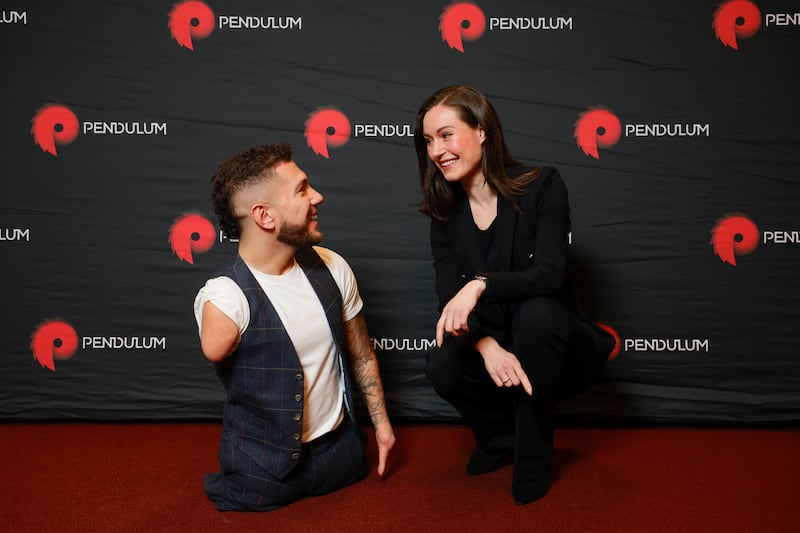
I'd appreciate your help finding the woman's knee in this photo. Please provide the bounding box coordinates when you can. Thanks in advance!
[426,339,474,399]
[512,297,567,341]
[426,346,456,397]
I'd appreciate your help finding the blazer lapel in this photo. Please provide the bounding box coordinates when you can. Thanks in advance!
[493,194,519,272]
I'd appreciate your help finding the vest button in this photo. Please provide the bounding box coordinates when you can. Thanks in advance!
[291,452,300,460]
[295,373,303,381]
[293,433,300,441]
[295,394,302,402]
[293,413,302,421]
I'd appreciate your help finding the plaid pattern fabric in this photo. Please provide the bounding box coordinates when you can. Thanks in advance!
[206,247,358,510]
[205,415,367,511]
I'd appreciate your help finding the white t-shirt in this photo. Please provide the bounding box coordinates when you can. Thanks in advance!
[194,246,363,442]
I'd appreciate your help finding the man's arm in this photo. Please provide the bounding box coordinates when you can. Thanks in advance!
[343,310,396,476]
[200,301,241,362]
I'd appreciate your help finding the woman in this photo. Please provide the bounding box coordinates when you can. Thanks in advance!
[414,85,614,505]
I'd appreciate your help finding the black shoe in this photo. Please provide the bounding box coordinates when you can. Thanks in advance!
[466,449,510,476]
[512,477,549,505]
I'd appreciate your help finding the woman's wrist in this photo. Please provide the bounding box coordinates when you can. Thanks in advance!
[471,276,487,302]
[474,335,497,355]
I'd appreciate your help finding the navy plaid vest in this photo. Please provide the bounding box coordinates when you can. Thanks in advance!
[213,247,355,479]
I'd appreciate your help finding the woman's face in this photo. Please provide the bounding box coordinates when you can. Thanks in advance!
[422,104,485,184]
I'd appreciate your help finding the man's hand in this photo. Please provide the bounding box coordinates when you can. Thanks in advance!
[436,279,486,347]
[475,336,533,395]
[374,420,396,477]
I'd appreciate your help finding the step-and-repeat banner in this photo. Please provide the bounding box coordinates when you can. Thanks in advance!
[2,1,798,423]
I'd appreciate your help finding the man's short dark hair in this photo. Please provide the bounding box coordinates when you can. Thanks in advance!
[210,143,293,239]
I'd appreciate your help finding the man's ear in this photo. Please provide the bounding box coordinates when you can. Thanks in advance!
[251,203,276,231]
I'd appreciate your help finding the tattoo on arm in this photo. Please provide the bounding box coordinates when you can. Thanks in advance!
[344,312,388,426]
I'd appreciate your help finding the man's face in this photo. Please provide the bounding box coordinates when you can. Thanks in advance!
[271,161,325,248]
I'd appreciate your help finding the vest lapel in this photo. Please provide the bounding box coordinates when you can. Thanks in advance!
[294,247,355,424]
[295,247,344,352]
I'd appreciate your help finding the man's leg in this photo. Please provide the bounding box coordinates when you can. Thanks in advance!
[303,415,368,497]
[204,414,366,511]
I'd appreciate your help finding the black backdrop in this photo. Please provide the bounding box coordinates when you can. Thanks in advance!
[2,1,798,424]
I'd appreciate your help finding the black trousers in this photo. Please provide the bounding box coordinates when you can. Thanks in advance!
[426,296,608,482]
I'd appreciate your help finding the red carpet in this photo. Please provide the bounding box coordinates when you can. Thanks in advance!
[1,423,798,532]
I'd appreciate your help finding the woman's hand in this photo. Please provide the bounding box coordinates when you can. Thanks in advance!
[435,279,486,347]
[475,336,534,395]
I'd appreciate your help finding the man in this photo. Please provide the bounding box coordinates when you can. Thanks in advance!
[193,143,396,511]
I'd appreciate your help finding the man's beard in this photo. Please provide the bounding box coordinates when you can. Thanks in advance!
[276,220,322,248]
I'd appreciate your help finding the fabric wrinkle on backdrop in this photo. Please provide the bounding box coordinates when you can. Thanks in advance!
[1,1,798,425]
